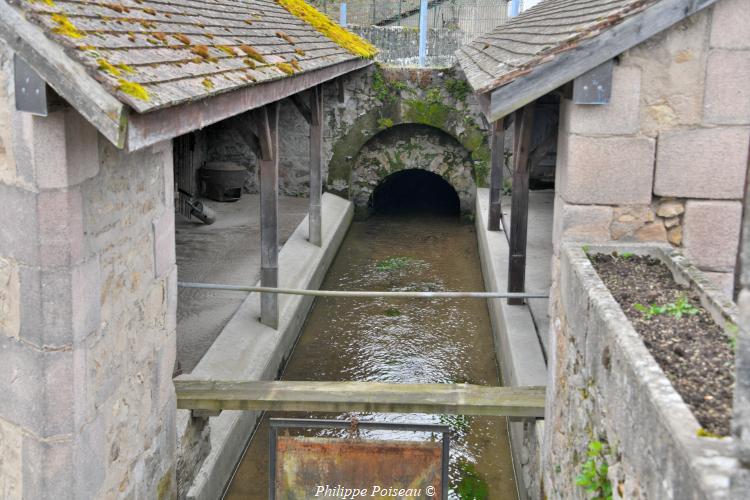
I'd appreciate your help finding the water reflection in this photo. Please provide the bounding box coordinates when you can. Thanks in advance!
[225,214,517,499]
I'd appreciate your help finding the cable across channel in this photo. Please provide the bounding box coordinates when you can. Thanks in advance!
[177,282,549,299]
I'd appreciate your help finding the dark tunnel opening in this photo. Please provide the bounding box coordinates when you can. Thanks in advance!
[370,169,461,216]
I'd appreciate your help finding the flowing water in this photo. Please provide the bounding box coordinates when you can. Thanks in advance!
[225,213,517,499]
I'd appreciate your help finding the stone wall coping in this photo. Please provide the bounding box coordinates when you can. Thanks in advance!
[562,241,738,497]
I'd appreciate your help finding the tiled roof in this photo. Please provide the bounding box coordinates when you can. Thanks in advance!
[9,0,374,112]
[457,0,657,94]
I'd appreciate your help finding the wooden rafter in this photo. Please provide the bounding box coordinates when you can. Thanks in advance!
[255,103,280,328]
[507,103,536,305]
[174,380,546,418]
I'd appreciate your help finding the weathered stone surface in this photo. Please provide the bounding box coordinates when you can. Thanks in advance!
[683,200,742,271]
[664,217,680,228]
[0,257,20,339]
[37,188,84,268]
[656,199,684,218]
[710,0,750,50]
[624,11,710,135]
[634,221,667,242]
[350,124,476,217]
[654,127,749,199]
[703,271,734,298]
[0,184,39,266]
[610,205,655,240]
[704,49,750,125]
[557,135,655,205]
[543,244,739,499]
[563,65,642,136]
[153,210,176,279]
[552,196,613,255]
[0,416,22,499]
[735,290,750,464]
[667,225,683,246]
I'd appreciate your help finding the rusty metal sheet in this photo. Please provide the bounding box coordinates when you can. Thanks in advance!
[274,436,443,499]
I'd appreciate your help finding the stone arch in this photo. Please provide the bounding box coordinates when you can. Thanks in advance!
[348,123,476,218]
[326,99,490,206]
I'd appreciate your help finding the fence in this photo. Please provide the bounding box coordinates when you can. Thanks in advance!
[310,0,517,66]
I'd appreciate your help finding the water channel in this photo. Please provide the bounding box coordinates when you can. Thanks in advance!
[225,178,517,499]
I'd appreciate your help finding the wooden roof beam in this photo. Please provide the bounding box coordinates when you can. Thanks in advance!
[126,59,372,152]
[174,379,546,418]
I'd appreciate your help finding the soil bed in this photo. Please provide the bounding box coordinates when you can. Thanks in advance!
[590,253,734,436]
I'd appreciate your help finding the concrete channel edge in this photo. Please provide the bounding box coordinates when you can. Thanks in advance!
[182,193,354,500]
[475,188,548,500]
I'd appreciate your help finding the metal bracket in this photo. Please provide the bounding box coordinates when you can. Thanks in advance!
[572,59,614,105]
[14,54,48,116]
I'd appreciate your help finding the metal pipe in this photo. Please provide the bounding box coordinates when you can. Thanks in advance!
[177,281,549,299]
[418,0,428,66]
[510,0,521,17]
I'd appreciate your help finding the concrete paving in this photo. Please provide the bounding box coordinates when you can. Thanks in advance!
[176,194,310,373]
[501,190,554,355]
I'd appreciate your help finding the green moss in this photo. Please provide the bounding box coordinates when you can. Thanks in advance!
[156,467,174,500]
[375,256,422,271]
[117,79,149,101]
[445,78,472,102]
[403,89,452,129]
[377,117,394,129]
[383,150,405,171]
[371,66,409,103]
[453,460,489,499]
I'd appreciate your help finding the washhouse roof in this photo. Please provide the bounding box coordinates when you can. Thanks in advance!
[457,0,719,121]
[0,0,375,147]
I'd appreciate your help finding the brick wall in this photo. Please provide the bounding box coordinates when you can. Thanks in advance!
[0,43,177,499]
[553,0,750,296]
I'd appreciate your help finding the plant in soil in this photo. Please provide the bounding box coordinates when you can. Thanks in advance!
[576,440,612,500]
[590,252,734,435]
[633,295,699,320]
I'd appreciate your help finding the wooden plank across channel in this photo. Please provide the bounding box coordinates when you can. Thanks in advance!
[174,380,546,418]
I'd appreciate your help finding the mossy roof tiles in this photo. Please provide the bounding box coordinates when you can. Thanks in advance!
[457,0,658,94]
[8,0,370,112]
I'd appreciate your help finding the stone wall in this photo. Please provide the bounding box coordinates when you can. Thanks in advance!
[545,1,750,497]
[545,243,739,499]
[350,123,476,217]
[553,0,750,297]
[0,44,177,499]
[325,65,490,207]
[349,25,460,67]
[204,65,490,215]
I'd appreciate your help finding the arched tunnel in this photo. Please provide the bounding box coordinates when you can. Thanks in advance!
[370,169,461,216]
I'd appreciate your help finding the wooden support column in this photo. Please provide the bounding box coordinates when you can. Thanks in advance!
[255,103,280,328]
[488,119,506,231]
[309,85,324,246]
[507,103,535,305]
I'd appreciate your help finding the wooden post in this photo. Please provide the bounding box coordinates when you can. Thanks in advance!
[488,119,505,231]
[309,85,323,246]
[256,103,280,328]
[508,103,535,305]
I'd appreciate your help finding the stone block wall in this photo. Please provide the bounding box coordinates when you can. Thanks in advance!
[545,1,750,497]
[0,44,177,499]
[544,244,739,499]
[349,25,461,68]
[204,65,490,214]
[553,0,750,297]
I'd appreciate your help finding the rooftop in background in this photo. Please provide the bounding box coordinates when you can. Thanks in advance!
[5,0,375,113]
[458,0,656,94]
